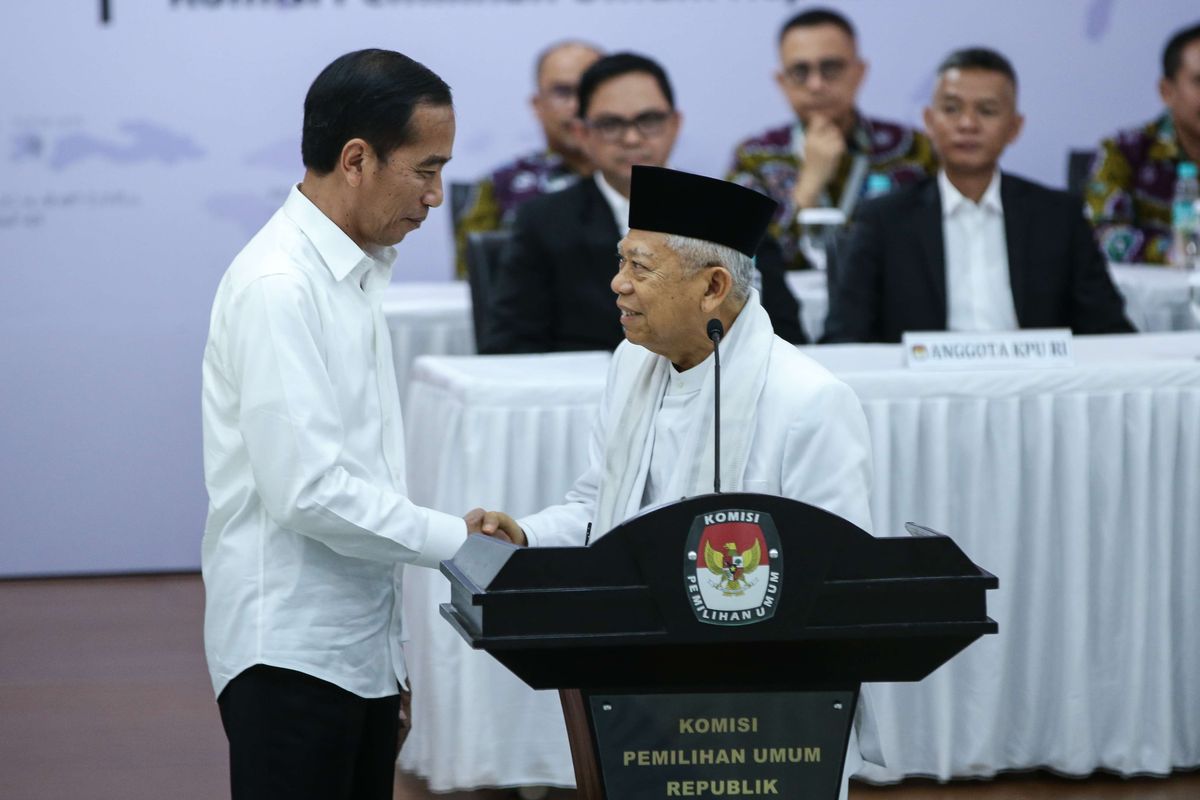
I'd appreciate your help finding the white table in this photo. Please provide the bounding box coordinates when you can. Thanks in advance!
[382,281,475,394]
[399,335,1200,789]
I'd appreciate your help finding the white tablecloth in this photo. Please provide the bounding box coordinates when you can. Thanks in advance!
[382,281,475,394]
[398,334,1200,789]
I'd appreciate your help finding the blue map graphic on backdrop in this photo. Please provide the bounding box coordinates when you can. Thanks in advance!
[205,140,298,234]
[43,120,204,169]
[1085,0,1114,40]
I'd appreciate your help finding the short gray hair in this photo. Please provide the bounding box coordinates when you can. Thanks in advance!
[664,234,754,303]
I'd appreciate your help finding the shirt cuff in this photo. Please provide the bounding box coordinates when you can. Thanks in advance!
[517,515,543,548]
[411,509,468,569]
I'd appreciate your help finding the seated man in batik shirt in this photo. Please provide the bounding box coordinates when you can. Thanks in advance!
[453,40,602,276]
[1084,22,1200,265]
[726,8,937,270]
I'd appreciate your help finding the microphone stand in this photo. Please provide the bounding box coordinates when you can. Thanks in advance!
[707,319,724,494]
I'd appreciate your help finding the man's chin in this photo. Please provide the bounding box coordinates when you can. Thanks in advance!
[547,136,582,157]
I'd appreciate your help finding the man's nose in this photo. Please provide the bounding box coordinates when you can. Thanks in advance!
[620,124,646,146]
[611,266,633,294]
[805,72,827,91]
[957,110,980,130]
[424,174,444,208]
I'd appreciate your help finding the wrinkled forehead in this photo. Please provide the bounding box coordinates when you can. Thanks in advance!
[619,229,675,261]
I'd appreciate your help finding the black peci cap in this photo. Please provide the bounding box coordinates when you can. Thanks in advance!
[627,166,778,257]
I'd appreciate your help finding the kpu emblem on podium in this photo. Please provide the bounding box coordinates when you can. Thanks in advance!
[684,508,784,626]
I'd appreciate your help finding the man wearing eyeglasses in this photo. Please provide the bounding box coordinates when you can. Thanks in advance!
[727,8,937,270]
[484,52,805,353]
[454,40,602,277]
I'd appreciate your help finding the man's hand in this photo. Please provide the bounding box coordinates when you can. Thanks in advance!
[792,114,846,209]
[464,508,528,547]
[396,683,412,757]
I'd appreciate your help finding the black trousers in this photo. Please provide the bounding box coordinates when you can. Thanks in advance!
[217,665,400,800]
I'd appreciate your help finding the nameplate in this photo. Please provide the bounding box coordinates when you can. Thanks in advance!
[589,690,853,800]
[902,329,1074,370]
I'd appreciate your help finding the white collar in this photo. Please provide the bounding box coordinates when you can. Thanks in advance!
[283,184,397,283]
[939,169,1003,216]
[594,172,631,235]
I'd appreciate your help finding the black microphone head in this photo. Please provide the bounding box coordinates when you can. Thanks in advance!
[707,318,725,341]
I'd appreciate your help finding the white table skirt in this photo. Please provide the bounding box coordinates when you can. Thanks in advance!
[399,335,1200,789]
[399,353,608,791]
[808,334,1200,781]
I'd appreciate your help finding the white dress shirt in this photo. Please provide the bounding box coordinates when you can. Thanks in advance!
[594,172,631,237]
[939,170,1019,331]
[201,185,466,699]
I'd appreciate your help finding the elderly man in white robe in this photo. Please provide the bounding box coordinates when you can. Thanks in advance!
[468,165,880,797]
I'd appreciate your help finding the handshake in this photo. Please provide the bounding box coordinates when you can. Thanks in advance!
[463,508,528,547]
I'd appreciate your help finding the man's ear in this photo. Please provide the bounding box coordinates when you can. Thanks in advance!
[1159,75,1174,107]
[1006,112,1025,148]
[700,266,733,313]
[340,138,370,188]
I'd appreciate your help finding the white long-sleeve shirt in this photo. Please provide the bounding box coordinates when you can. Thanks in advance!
[201,185,465,699]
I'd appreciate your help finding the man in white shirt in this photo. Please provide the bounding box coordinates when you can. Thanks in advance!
[468,165,878,800]
[202,49,495,799]
[823,47,1134,343]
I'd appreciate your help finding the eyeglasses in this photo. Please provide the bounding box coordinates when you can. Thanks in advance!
[585,110,673,142]
[782,58,850,85]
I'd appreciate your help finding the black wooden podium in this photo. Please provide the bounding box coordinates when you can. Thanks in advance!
[441,493,997,799]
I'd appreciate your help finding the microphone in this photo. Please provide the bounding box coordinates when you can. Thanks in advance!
[707,318,724,494]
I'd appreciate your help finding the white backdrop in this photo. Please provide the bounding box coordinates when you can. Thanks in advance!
[0,0,1194,575]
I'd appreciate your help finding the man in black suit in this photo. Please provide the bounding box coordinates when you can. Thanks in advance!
[483,53,805,354]
[823,48,1133,344]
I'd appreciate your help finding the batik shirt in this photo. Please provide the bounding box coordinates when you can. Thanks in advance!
[1085,113,1189,265]
[726,115,937,270]
[454,149,583,277]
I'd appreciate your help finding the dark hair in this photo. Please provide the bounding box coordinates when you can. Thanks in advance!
[778,8,856,45]
[576,52,674,119]
[937,47,1019,90]
[1163,22,1200,80]
[301,49,452,174]
[534,39,603,84]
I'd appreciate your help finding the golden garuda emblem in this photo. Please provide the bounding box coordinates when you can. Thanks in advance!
[703,540,762,596]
